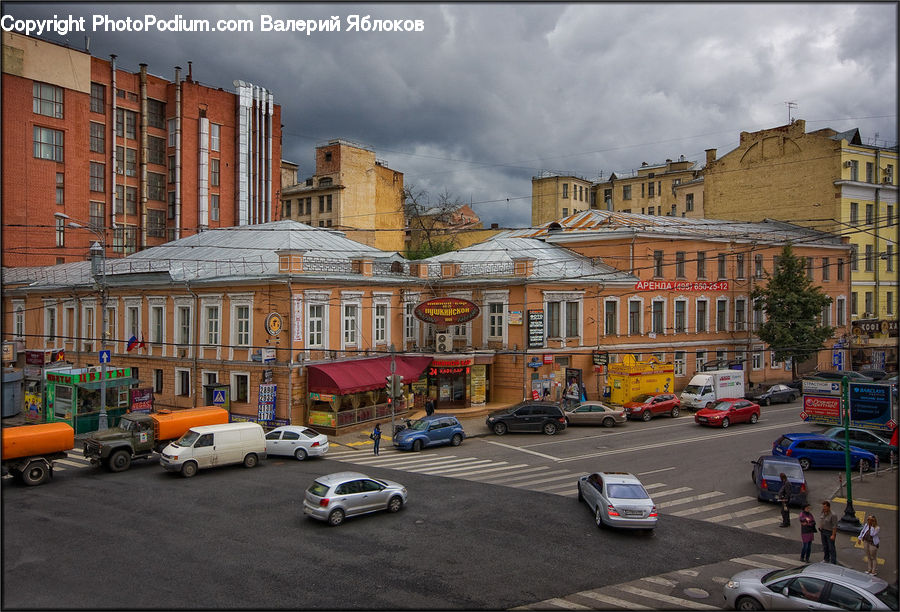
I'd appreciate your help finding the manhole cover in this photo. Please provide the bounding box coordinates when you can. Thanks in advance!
[683,587,709,599]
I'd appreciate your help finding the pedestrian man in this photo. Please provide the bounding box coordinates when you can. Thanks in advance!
[371,423,382,456]
[819,500,838,564]
[857,515,880,575]
[425,398,435,416]
[777,472,792,527]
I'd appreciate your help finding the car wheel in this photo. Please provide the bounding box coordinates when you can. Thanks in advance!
[721,418,730,429]
[492,422,507,436]
[328,508,345,526]
[412,439,423,452]
[243,453,258,468]
[858,459,872,472]
[641,410,652,422]
[181,461,198,478]
[789,394,797,402]
[108,450,132,473]
[21,461,49,486]
[670,406,680,418]
[763,398,771,406]
[749,413,759,424]
[387,496,403,513]
[450,433,462,447]
[798,457,811,470]
[735,595,763,611]
[543,422,558,435]
[602,417,615,428]
[577,483,583,502]
[294,447,308,461]
[595,506,604,528]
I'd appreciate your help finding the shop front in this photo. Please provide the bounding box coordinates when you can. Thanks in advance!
[850,319,899,372]
[22,349,69,423]
[44,367,136,434]
[305,355,432,435]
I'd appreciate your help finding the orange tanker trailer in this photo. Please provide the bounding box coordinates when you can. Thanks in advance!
[2,422,75,486]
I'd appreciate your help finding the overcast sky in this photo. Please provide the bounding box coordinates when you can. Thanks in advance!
[5,2,897,228]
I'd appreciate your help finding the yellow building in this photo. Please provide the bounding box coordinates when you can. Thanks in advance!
[281,140,405,252]
[702,120,898,369]
[593,156,700,217]
[531,173,594,226]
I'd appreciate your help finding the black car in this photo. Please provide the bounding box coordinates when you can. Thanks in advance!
[746,384,798,406]
[822,427,898,462]
[858,368,888,381]
[808,370,874,382]
[486,401,568,435]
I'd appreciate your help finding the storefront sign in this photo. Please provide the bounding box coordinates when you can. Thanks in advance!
[634,280,729,292]
[414,297,480,326]
[801,395,841,423]
[527,310,544,349]
[543,354,553,364]
[430,366,470,375]
[431,358,473,367]
[308,411,336,427]
[592,351,609,366]
[257,383,277,421]
[852,319,899,336]
[26,350,63,365]
[2,342,14,363]
[265,312,283,336]
[470,365,486,405]
[309,392,335,402]
[231,414,290,427]
[46,367,131,385]
[130,388,153,413]
[527,357,543,368]
[262,349,276,364]
[24,392,42,422]
[802,380,841,395]
[508,310,523,325]
[292,295,303,342]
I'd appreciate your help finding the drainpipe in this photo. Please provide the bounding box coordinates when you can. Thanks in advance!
[266,89,273,222]
[139,64,148,250]
[630,233,636,275]
[175,66,183,239]
[185,280,199,408]
[110,55,117,233]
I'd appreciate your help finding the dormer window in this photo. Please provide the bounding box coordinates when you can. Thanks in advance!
[319,177,333,187]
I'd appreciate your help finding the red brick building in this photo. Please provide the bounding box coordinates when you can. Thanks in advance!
[1,32,282,267]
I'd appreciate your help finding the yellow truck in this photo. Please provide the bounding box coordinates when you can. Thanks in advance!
[607,356,675,406]
[1,422,75,486]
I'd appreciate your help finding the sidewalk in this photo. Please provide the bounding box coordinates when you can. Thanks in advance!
[828,465,898,582]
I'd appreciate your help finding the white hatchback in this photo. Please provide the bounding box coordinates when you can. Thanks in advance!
[265,426,329,461]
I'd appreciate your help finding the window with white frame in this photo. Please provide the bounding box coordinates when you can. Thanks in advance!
[752,348,764,370]
[674,299,687,333]
[175,368,191,396]
[752,298,764,331]
[404,301,417,344]
[836,297,846,326]
[150,303,164,345]
[488,303,504,339]
[374,303,387,344]
[167,118,176,147]
[44,302,57,346]
[210,123,221,152]
[821,304,831,327]
[695,350,707,372]
[735,350,747,366]
[82,304,95,352]
[565,302,579,337]
[771,351,781,369]
[205,305,220,345]
[604,299,618,336]
[229,295,254,348]
[125,301,140,341]
[307,304,324,348]
[651,300,665,334]
[696,299,708,333]
[547,302,560,338]
[716,349,728,367]
[628,299,642,335]
[33,82,63,118]
[231,372,250,403]
[13,301,25,341]
[674,351,686,376]
[176,305,191,346]
[104,304,117,348]
[734,298,747,331]
[716,298,728,333]
[754,253,764,279]
[342,303,359,346]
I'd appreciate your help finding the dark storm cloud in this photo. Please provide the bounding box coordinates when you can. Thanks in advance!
[3,3,896,228]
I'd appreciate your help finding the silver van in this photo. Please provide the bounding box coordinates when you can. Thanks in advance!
[159,422,266,477]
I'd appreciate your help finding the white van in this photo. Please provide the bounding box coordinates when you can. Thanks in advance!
[680,369,746,411]
[159,422,266,477]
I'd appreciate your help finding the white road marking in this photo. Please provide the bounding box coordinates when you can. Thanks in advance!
[646,486,693,498]
[657,491,724,509]
[407,459,495,474]
[705,505,772,522]
[641,576,677,587]
[482,439,560,461]
[542,598,591,610]
[642,482,668,490]
[742,516,783,529]
[511,473,579,487]
[492,469,571,484]
[463,465,544,479]
[730,557,781,568]
[637,466,677,476]
[575,591,652,609]
[613,584,719,609]
[670,496,757,516]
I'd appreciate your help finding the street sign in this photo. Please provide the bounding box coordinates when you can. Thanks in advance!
[99,350,111,363]
[831,350,843,369]
[802,380,841,395]
[212,389,227,405]
[799,411,809,421]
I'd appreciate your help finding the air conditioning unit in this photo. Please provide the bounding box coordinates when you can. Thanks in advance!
[435,333,451,353]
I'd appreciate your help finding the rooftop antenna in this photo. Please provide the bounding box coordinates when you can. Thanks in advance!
[785,101,797,123]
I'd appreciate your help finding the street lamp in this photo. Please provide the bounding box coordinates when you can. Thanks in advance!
[57,213,109,431]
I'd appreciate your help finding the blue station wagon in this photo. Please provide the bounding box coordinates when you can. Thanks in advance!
[751,455,808,506]
[772,433,877,471]
[393,415,465,451]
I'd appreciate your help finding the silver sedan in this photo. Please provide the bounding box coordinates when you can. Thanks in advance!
[723,562,897,610]
[265,425,329,460]
[303,471,407,526]
[577,471,657,530]
[565,402,626,427]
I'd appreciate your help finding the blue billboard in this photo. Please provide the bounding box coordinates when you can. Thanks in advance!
[848,383,896,432]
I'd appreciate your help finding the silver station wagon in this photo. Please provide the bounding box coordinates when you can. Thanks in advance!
[577,471,658,531]
[303,471,407,526]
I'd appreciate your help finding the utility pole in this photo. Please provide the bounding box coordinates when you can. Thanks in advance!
[390,343,397,436]
[837,376,862,532]
[90,240,109,431]
[785,101,797,123]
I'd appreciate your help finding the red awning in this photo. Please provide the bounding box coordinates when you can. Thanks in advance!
[306,356,433,395]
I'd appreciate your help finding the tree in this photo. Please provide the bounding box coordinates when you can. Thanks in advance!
[751,243,834,380]
[403,185,464,259]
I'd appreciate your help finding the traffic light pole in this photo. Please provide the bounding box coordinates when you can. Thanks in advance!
[390,344,397,437]
[837,375,862,532]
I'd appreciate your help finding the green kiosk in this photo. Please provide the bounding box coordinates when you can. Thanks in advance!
[44,366,136,434]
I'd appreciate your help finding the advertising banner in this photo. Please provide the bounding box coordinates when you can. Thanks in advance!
[527,309,544,348]
[257,383,277,421]
[849,383,895,432]
[801,395,841,425]
[129,388,153,413]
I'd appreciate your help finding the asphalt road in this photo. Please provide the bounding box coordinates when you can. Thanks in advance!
[2,452,796,610]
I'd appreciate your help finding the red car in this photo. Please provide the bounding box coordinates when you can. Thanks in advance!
[694,398,760,428]
[624,393,681,421]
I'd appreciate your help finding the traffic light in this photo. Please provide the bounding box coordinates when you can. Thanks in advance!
[385,374,404,397]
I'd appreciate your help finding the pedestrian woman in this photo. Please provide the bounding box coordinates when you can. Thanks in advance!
[799,503,817,562]
[371,423,382,456]
[819,501,838,564]
[777,472,792,527]
[857,515,880,575]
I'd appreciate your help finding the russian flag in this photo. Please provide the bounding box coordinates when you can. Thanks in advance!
[126,335,139,352]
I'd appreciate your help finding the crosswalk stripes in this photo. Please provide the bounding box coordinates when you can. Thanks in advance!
[516,553,800,610]
[322,447,791,537]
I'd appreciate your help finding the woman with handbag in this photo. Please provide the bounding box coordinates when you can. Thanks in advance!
[798,504,816,562]
[857,515,880,575]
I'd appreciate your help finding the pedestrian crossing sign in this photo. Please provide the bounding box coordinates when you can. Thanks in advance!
[213,389,226,405]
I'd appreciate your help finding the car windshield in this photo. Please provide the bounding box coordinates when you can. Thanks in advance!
[711,401,733,411]
[606,483,649,499]
[762,463,803,479]
[301,428,321,438]
[118,418,136,431]
[407,419,430,431]
[633,394,653,403]
[682,384,703,394]
[875,584,898,609]
[762,566,806,583]
[175,430,199,447]
[307,482,329,497]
